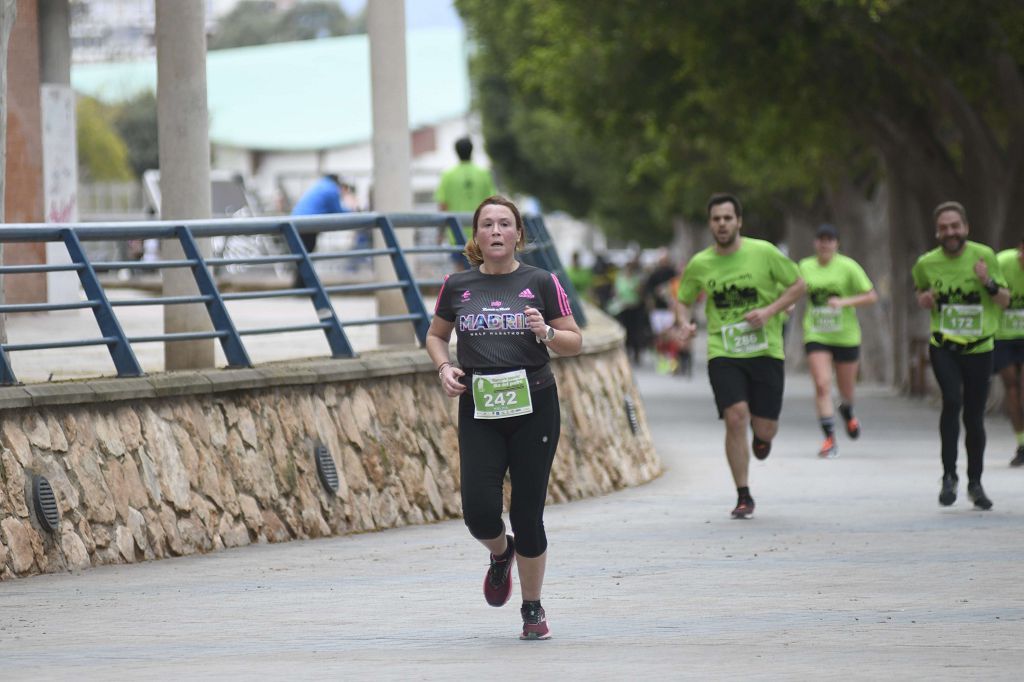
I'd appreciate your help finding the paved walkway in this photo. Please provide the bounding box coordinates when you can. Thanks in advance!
[2,360,1024,679]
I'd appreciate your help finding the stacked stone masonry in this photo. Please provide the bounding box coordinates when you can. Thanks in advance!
[0,335,660,579]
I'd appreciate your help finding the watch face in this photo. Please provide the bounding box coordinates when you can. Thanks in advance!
[546,326,555,340]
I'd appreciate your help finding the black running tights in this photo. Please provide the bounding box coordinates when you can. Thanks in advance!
[458,385,560,558]
[929,346,992,483]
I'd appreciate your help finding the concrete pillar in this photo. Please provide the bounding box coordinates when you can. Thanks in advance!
[368,0,415,347]
[155,0,214,369]
[38,0,78,304]
[37,0,68,84]
[0,0,15,345]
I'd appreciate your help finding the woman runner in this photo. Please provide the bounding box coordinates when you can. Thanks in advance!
[425,196,582,640]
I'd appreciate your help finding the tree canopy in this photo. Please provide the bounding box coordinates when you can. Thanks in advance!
[208,0,365,51]
[456,0,1024,247]
[76,96,133,182]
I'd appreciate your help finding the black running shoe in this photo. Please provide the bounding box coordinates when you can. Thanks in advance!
[845,416,861,440]
[731,496,755,519]
[520,601,551,640]
[967,482,993,510]
[1011,446,1024,467]
[483,535,515,607]
[752,437,772,461]
[938,473,958,506]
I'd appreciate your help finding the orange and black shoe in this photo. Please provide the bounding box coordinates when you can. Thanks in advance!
[483,535,515,607]
[818,435,838,459]
[731,496,755,519]
[845,416,861,439]
[752,436,772,461]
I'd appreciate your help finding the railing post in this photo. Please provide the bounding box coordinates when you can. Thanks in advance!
[0,346,17,385]
[524,215,587,327]
[280,221,355,358]
[61,228,144,377]
[175,225,252,368]
[376,216,431,344]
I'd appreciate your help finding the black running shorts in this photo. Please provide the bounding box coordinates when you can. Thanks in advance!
[993,338,1024,373]
[707,356,785,420]
[804,341,860,363]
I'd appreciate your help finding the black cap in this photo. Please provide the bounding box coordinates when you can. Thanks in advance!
[815,223,839,239]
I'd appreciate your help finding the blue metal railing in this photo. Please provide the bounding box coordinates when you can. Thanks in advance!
[0,211,582,385]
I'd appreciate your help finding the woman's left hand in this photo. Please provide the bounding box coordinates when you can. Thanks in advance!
[524,306,547,340]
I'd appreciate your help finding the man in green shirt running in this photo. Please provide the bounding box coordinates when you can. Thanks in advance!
[912,201,1009,510]
[675,194,806,519]
[799,224,878,459]
[435,136,498,271]
[993,241,1024,467]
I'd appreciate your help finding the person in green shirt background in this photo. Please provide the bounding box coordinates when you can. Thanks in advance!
[993,241,1024,467]
[436,136,498,271]
[675,193,805,519]
[799,224,878,459]
[566,251,593,301]
[912,201,1009,510]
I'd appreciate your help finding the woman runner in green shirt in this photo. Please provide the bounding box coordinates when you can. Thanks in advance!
[798,224,878,458]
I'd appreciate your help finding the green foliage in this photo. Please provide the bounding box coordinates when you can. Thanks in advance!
[76,96,133,182]
[457,0,1023,245]
[112,91,158,179]
[208,0,362,51]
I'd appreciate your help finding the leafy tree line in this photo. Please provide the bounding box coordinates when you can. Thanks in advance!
[456,0,1024,385]
[209,0,364,51]
[76,92,157,181]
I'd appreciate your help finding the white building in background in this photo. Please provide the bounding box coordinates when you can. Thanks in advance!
[72,26,485,213]
[70,0,253,63]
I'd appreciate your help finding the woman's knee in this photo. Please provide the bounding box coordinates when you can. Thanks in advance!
[813,377,831,399]
[461,491,504,541]
[463,512,503,542]
[508,517,546,558]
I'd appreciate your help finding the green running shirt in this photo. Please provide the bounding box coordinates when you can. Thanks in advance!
[678,237,800,360]
[996,248,1024,340]
[911,240,1005,353]
[798,253,873,347]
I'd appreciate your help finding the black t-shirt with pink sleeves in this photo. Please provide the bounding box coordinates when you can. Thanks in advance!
[434,263,574,391]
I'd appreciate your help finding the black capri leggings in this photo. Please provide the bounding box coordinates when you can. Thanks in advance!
[929,346,992,484]
[458,384,560,558]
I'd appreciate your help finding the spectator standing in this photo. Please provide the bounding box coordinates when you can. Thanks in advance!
[436,136,498,270]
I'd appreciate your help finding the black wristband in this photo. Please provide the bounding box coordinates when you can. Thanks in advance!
[985,279,999,296]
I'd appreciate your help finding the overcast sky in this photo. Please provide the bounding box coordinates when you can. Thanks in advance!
[338,0,463,30]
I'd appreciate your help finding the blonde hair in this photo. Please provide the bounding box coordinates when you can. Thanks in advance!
[464,195,526,266]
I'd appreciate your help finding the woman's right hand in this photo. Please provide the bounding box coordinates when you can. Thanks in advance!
[439,364,467,397]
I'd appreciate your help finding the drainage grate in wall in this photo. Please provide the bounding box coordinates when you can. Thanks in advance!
[314,443,340,494]
[624,395,640,436]
[32,475,61,533]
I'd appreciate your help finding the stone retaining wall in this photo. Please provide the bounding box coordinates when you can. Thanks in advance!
[0,318,660,579]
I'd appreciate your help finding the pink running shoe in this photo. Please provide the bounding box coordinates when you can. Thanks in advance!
[520,601,551,640]
[483,535,515,607]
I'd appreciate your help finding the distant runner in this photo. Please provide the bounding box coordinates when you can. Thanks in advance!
[993,241,1024,467]
[798,224,878,458]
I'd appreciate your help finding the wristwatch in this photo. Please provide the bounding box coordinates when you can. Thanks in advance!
[543,325,556,342]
